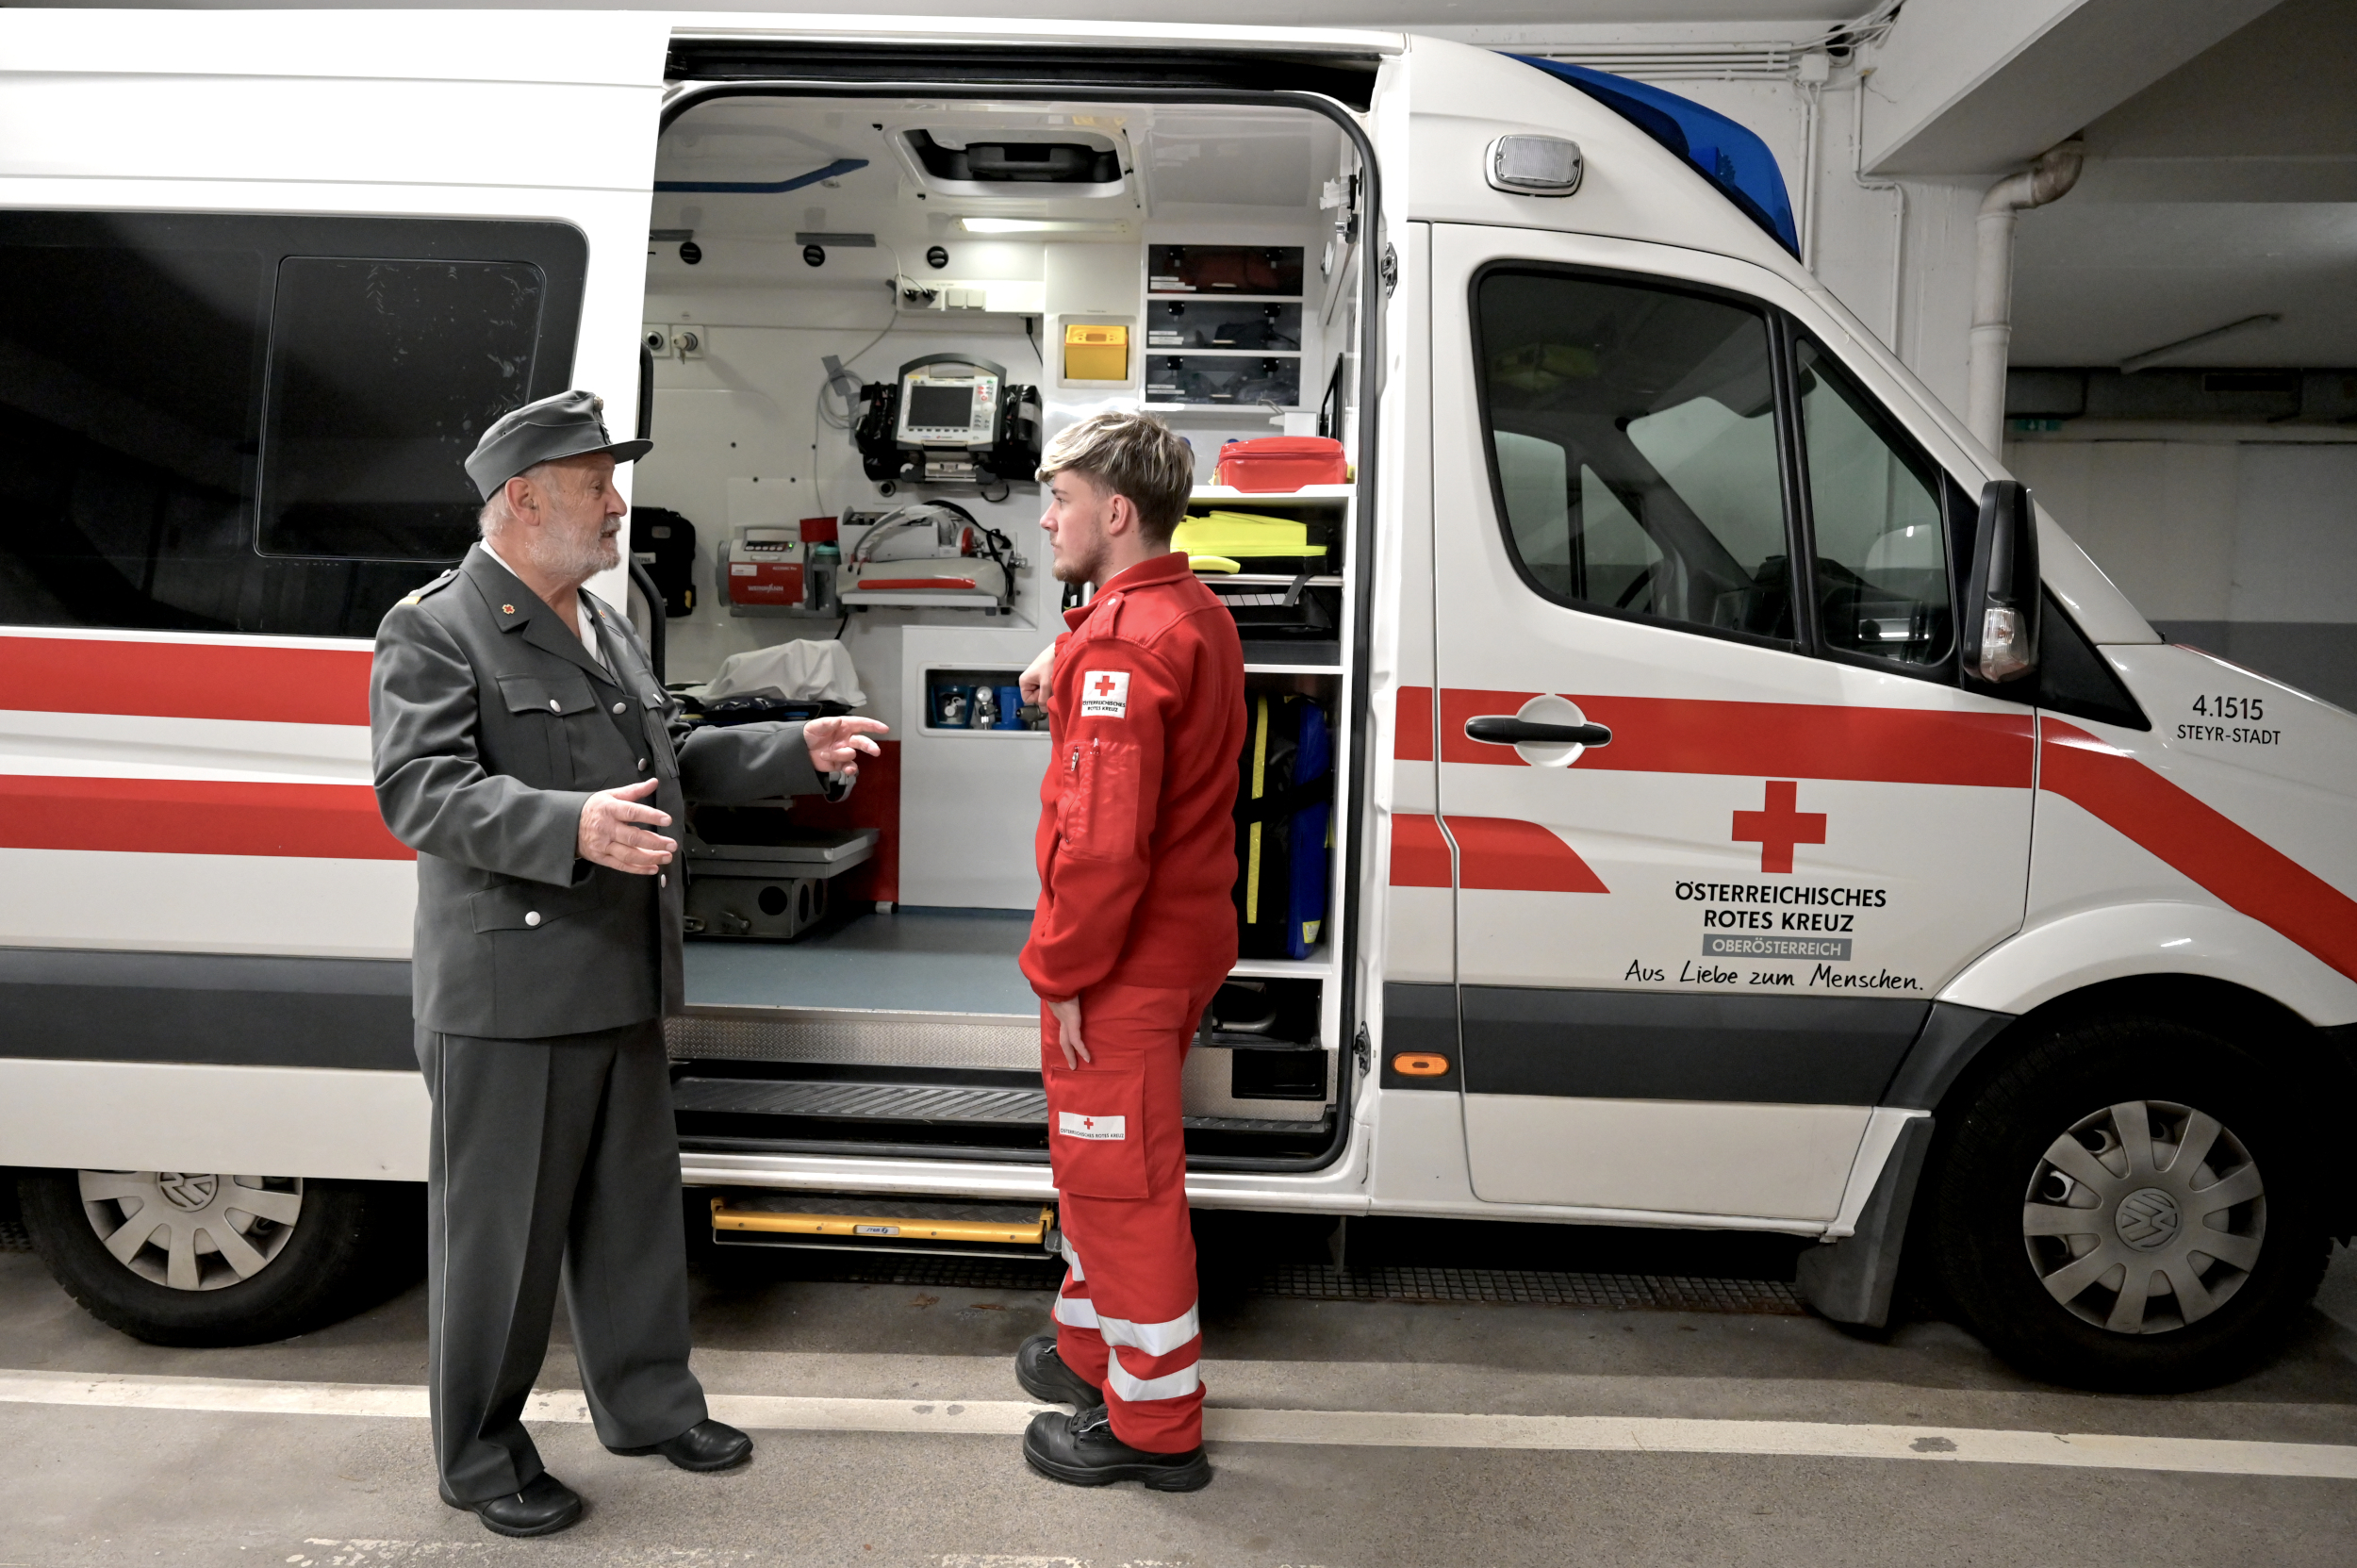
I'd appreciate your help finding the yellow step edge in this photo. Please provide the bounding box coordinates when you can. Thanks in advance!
[710,1199,1054,1247]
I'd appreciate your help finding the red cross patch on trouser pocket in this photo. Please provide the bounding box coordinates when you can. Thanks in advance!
[1042,1059,1147,1199]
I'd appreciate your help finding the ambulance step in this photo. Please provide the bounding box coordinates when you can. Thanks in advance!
[673,1076,1045,1126]
[709,1194,1059,1260]
[672,1074,1332,1137]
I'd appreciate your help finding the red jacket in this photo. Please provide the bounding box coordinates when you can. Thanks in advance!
[1021,552,1244,999]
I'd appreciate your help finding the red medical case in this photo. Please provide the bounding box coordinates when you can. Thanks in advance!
[1213,437,1347,493]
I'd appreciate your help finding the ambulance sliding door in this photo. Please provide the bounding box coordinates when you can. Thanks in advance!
[1426,224,2035,1225]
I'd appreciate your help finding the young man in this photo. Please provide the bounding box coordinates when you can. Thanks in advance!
[1014,411,1244,1493]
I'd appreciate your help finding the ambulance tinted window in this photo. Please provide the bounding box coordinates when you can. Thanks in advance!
[1793,337,1952,667]
[258,257,547,562]
[0,213,582,639]
[1475,271,1793,644]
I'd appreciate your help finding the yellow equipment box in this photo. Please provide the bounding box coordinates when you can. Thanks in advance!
[1063,322,1129,382]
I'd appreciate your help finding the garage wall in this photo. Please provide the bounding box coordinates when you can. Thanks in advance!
[2006,434,2357,707]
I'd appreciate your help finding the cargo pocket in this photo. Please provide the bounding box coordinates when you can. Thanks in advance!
[1062,736,1141,863]
[1043,1060,1148,1199]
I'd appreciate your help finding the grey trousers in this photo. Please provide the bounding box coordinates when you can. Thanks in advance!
[417,1017,707,1504]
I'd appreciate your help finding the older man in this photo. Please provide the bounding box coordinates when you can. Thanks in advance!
[371,390,884,1538]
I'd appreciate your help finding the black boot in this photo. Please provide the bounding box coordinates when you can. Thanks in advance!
[1015,1330,1104,1408]
[443,1473,584,1538]
[1023,1407,1211,1492]
[606,1418,753,1472]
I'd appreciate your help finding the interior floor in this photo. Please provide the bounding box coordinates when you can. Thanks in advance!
[684,908,1034,1016]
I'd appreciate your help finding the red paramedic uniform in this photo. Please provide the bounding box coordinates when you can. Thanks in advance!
[1021,550,1244,1455]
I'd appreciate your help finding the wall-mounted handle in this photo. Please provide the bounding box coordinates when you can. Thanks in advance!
[1464,716,1612,747]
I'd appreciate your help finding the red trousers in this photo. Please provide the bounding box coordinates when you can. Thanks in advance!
[1040,979,1219,1454]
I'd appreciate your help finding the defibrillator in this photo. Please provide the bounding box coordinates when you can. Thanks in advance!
[852,354,1042,495]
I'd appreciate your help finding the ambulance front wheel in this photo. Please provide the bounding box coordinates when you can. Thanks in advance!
[1927,1015,2330,1393]
[17,1170,422,1347]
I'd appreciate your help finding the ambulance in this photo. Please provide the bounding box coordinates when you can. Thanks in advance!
[1,9,2349,1395]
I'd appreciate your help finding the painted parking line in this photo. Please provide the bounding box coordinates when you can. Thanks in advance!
[1,1368,2351,1481]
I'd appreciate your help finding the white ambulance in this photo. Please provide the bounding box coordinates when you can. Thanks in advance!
[0,10,2348,1395]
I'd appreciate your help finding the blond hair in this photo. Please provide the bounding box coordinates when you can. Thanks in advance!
[1037,411,1195,543]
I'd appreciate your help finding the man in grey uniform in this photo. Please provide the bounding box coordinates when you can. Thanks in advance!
[371,390,885,1538]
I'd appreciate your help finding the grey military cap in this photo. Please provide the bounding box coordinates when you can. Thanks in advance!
[464,389,654,501]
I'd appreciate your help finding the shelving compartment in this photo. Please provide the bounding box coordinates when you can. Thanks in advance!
[1146,298,1304,352]
[1146,354,1301,408]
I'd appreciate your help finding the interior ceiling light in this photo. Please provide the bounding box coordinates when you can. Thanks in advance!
[956,217,1126,235]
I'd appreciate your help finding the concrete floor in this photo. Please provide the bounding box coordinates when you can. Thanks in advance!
[2,1219,2352,1567]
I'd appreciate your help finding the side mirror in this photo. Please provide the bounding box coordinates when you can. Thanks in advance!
[1963,479,2040,683]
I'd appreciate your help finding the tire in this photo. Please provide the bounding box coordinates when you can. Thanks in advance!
[19,1170,422,1347]
[1929,1015,2329,1392]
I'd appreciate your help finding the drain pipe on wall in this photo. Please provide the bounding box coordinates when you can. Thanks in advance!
[1965,140,2084,451]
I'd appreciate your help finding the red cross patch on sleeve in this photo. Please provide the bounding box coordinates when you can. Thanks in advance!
[1079,668,1130,718]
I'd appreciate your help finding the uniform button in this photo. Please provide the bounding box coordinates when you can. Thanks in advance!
[524,911,541,928]
[659,873,668,887]
[637,757,648,769]
[548,699,561,712]
[612,701,626,714]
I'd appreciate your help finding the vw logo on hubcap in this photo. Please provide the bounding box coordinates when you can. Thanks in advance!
[156,1173,218,1212]
[2115,1187,2182,1251]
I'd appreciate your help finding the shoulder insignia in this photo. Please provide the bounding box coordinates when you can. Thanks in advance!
[402,569,460,606]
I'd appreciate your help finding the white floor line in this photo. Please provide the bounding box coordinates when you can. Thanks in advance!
[1,1368,2351,1481]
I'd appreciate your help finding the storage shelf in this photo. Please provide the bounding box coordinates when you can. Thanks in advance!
[1144,347,1302,358]
[1147,292,1302,304]
[1200,572,1343,586]
[1190,485,1353,503]
[1150,405,1320,420]
[1230,954,1338,979]
[1244,663,1343,676]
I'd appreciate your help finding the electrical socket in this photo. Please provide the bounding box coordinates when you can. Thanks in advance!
[670,327,705,359]
[642,323,673,358]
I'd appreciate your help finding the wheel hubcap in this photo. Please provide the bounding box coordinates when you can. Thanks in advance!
[76,1171,305,1293]
[2021,1100,2265,1335]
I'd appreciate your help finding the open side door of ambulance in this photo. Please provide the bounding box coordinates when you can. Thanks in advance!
[1421,223,2039,1230]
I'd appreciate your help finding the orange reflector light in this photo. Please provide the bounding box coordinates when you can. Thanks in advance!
[1393,1052,1450,1077]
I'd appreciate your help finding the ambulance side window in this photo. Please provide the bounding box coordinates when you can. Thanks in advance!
[1791,336,1953,668]
[1475,268,1795,646]
[258,257,550,563]
[0,213,582,639]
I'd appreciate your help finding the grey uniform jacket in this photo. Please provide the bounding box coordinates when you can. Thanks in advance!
[371,544,833,1038]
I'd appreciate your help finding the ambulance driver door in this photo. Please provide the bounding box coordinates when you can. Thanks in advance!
[1425,226,2035,1223]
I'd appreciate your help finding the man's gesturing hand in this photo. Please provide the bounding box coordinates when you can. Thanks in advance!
[1045,995,1091,1070]
[1018,643,1056,707]
[804,715,889,779]
[577,779,674,875]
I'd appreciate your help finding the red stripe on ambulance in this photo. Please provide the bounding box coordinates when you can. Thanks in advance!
[0,635,373,727]
[1389,813,1607,893]
[0,774,410,861]
[2037,718,2357,983]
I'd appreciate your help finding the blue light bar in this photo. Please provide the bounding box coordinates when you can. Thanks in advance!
[1510,57,1801,258]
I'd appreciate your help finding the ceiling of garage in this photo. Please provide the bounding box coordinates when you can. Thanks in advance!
[2011,0,2357,368]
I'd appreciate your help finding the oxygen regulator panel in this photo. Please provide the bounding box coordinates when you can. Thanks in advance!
[854,355,1041,493]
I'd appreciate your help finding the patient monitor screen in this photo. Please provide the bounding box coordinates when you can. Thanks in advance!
[909,383,979,430]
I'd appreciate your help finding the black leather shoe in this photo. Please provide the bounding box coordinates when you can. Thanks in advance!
[1023,1407,1211,1492]
[607,1417,753,1472]
[1015,1330,1104,1408]
[444,1473,583,1538]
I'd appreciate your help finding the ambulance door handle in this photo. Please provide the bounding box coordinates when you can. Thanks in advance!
[1464,717,1612,747]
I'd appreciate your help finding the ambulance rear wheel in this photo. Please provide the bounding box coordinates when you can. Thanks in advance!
[18,1170,421,1347]
[1929,1016,2328,1392]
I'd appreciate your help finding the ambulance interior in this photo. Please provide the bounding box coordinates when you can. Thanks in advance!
[635,94,1365,1168]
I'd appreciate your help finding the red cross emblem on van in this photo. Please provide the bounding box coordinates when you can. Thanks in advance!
[1732,780,1825,874]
